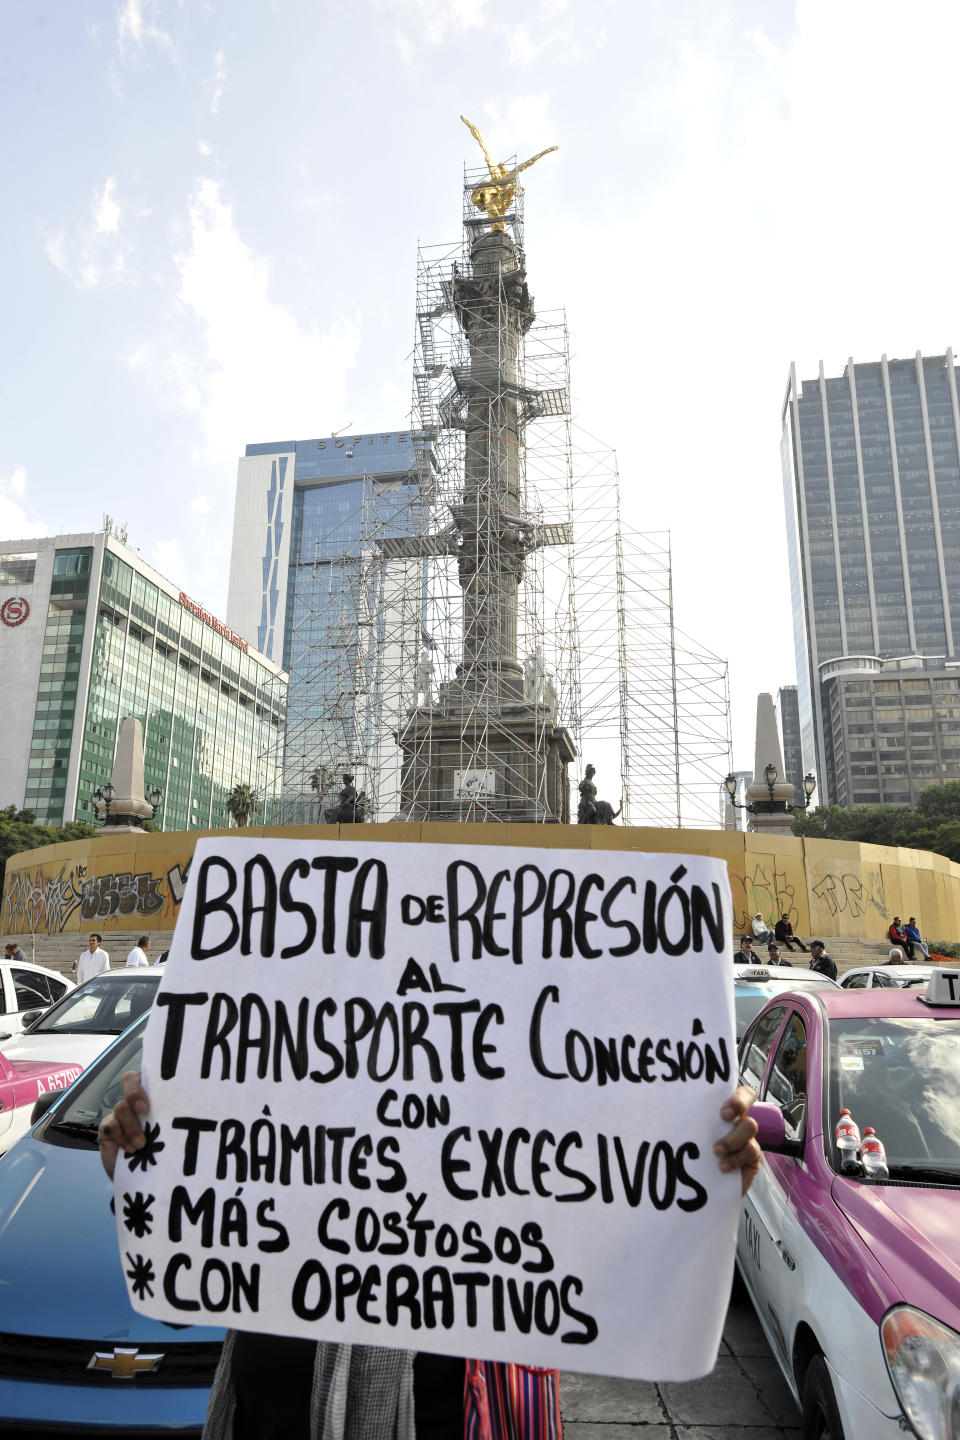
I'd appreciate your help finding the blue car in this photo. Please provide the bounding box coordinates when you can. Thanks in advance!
[0,1012,224,1434]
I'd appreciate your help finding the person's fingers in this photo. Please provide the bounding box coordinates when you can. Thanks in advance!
[714,1087,761,1195]
[98,1072,149,1180]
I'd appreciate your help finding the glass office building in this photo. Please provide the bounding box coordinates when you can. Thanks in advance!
[226,432,429,822]
[782,352,960,805]
[0,532,286,828]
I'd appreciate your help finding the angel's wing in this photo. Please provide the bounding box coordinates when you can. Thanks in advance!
[516,144,559,176]
[460,114,496,176]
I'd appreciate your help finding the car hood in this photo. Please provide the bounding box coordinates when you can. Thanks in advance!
[0,1136,221,1344]
[832,1176,960,1330]
[0,1032,115,1069]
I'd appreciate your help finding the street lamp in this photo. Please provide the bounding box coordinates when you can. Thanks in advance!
[148,787,163,818]
[723,767,816,817]
[91,781,116,822]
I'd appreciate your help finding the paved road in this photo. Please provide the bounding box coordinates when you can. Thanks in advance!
[559,1278,801,1438]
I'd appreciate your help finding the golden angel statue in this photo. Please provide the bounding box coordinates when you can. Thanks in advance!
[460,115,557,230]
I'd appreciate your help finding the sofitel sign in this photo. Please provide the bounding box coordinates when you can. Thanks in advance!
[178,593,249,653]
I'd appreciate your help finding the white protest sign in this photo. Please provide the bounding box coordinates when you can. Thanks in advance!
[114,839,739,1380]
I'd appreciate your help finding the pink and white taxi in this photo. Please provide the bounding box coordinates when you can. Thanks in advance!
[739,969,960,1440]
[0,1048,82,1156]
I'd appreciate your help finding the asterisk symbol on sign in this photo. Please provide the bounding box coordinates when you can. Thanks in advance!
[122,1192,155,1238]
[125,1252,156,1301]
[125,1120,165,1173]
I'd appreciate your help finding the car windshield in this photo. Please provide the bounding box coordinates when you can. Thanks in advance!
[827,1017,960,1178]
[31,973,158,1035]
[734,975,836,1033]
[38,1014,148,1144]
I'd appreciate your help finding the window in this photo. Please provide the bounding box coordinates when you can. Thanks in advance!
[765,1013,808,1141]
[11,968,57,1009]
[739,1006,788,1094]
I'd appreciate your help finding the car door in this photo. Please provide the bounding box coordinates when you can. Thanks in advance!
[0,1053,17,1147]
[741,1008,810,1371]
[737,1005,791,1337]
[7,967,60,1034]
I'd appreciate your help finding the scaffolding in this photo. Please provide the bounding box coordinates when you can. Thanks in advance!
[272,162,732,827]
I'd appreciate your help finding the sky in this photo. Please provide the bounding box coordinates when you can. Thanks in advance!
[4,0,960,776]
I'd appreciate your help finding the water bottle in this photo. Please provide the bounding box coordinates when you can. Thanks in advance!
[860,1127,889,1180]
[834,1109,861,1173]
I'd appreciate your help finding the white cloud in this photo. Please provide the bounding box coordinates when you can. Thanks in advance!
[478,94,557,159]
[149,537,185,581]
[134,179,358,469]
[188,495,212,518]
[44,176,138,290]
[0,467,46,539]
[209,48,228,114]
[115,0,174,56]
[378,0,487,56]
[93,178,121,235]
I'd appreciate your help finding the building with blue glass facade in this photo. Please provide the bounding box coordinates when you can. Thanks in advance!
[782,352,960,807]
[0,531,286,829]
[226,432,429,821]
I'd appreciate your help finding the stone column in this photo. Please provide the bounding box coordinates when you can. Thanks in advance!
[451,226,532,703]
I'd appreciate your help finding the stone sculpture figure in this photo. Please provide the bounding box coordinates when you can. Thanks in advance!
[327,772,367,823]
[415,650,435,707]
[577,763,621,825]
[542,672,558,722]
[523,647,546,703]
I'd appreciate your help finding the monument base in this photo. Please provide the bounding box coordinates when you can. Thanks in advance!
[398,700,575,823]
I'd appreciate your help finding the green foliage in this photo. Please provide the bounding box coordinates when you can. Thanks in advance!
[0,805,97,893]
[793,782,960,863]
[928,941,960,959]
[226,783,259,827]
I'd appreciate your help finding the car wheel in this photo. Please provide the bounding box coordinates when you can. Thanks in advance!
[801,1355,845,1440]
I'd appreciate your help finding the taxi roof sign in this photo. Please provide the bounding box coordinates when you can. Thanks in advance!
[735,966,772,981]
[920,968,960,1006]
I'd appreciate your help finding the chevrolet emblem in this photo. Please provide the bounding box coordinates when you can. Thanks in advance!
[87,1346,164,1379]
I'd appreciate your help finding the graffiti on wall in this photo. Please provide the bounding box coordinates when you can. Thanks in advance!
[3,857,193,934]
[811,871,886,922]
[731,864,799,936]
[3,863,88,935]
[79,872,164,921]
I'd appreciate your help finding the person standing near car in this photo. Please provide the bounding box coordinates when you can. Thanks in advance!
[125,936,151,967]
[75,933,110,986]
[809,941,837,981]
[774,914,808,954]
[4,940,26,966]
[766,943,792,967]
[885,947,905,965]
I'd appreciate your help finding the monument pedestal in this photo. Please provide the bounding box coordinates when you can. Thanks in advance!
[399,694,574,823]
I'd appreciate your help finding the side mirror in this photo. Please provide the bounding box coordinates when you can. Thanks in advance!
[20,1010,43,1031]
[30,1089,63,1125]
[752,1100,804,1157]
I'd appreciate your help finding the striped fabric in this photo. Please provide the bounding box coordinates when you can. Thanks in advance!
[464,1361,562,1440]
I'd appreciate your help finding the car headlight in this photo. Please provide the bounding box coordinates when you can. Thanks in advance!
[882,1307,960,1440]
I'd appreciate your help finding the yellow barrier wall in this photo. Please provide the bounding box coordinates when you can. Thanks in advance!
[3,823,960,944]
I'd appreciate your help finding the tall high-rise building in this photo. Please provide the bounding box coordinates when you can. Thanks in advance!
[782,351,960,806]
[776,685,804,805]
[226,432,428,822]
[0,531,286,829]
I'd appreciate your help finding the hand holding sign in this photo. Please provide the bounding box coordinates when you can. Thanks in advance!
[108,839,752,1381]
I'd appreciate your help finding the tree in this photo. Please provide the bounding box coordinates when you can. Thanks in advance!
[226,784,258,828]
[0,807,97,893]
[793,781,960,861]
[309,766,334,821]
